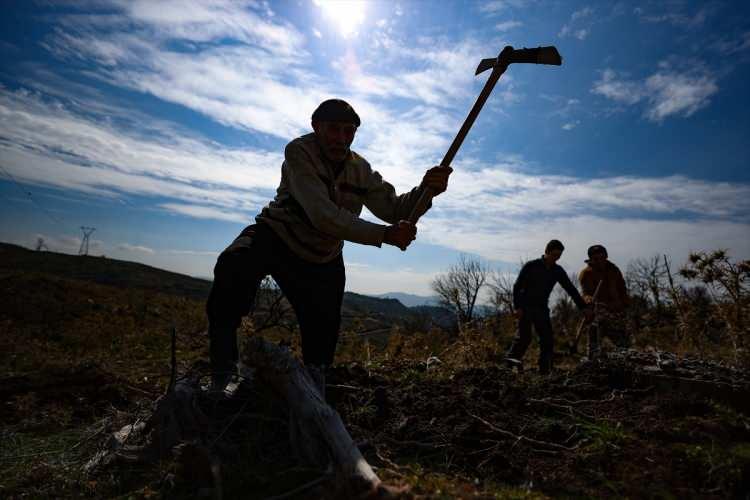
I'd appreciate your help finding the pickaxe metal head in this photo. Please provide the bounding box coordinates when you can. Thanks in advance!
[475,45,562,75]
[407,45,563,224]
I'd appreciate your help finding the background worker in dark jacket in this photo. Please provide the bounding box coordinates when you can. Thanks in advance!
[506,239,591,374]
[207,99,452,394]
[578,244,630,358]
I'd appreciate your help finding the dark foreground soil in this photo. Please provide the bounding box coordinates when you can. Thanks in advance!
[1,258,749,499]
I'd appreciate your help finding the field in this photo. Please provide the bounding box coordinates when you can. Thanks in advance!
[1,243,748,499]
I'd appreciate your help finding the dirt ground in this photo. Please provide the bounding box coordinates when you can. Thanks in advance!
[1,269,749,499]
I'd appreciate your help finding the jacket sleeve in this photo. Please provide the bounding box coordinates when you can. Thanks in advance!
[364,168,431,224]
[513,262,530,310]
[558,269,587,310]
[614,266,630,307]
[284,141,387,246]
[578,268,596,300]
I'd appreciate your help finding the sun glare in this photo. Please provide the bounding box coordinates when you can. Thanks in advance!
[314,0,367,37]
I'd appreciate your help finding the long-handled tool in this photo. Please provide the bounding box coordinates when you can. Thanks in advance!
[407,45,562,223]
[569,279,602,355]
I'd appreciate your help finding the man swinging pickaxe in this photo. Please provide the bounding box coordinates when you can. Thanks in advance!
[407,45,563,223]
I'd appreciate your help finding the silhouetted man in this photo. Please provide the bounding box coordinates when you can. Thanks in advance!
[506,239,591,374]
[578,244,630,358]
[207,99,452,394]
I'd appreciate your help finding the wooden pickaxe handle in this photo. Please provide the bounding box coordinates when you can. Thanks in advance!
[570,279,603,354]
[406,45,562,224]
[407,49,511,224]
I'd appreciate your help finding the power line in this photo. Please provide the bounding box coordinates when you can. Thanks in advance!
[0,162,69,227]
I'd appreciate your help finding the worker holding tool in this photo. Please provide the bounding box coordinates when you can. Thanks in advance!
[505,240,592,374]
[578,244,631,359]
[207,98,452,395]
[209,44,564,393]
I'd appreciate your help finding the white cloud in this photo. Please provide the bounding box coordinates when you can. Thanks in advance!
[571,7,594,21]
[4,83,747,229]
[636,5,710,29]
[591,65,718,121]
[479,0,531,15]
[711,31,750,55]
[562,120,580,130]
[30,233,85,255]
[418,215,750,273]
[644,70,718,121]
[159,203,250,223]
[591,68,645,105]
[0,88,279,214]
[495,20,522,32]
[559,6,594,40]
[344,262,438,295]
[116,243,155,254]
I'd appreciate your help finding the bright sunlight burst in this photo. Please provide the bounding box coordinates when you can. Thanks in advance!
[314,0,367,37]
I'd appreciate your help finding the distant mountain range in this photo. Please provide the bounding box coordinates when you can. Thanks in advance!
[2,242,455,330]
[373,292,441,307]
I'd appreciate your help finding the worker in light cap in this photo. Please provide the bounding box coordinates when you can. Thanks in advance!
[206,98,453,396]
[578,244,630,359]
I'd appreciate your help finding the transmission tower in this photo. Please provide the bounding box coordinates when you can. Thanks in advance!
[79,226,96,256]
[35,237,49,251]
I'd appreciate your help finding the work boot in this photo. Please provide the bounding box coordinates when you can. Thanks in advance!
[209,366,237,396]
[208,323,239,395]
[505,357,523,373]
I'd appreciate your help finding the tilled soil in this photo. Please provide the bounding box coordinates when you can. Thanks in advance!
[326,354,750,498]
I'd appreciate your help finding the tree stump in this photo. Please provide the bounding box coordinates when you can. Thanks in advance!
[242,336,385,495]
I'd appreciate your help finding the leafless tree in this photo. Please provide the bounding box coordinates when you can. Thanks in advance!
[252,277,295,333]
[626,255,669,313]
[431,254,489,327]
[487,270,516,316]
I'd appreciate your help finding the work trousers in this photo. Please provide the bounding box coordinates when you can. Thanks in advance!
[206,223,345,374]
[506,307,554,373]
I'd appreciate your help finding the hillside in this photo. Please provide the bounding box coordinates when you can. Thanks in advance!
[374,292,440,307]
[0,242,212,300]
[3,241,748,498]
[0,243,452,328]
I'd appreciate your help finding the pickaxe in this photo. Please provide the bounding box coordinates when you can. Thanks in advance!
[407,45,562,223]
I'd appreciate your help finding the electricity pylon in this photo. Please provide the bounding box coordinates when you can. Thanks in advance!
[35,237,49,251]
[79,226,96,256]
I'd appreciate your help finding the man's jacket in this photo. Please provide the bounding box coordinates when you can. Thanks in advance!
[578,261,629,312]
[513,257,587,311]
[257,133,430,263]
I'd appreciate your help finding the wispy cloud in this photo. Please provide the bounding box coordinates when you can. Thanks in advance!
[559,6,594,40]
[116,243,154,254]
[478,0,531,15]
[0,88,280,207]
[710,31,750,56]
[159,203,249,223]
[592,64,718,121]
[634,4,712,30]
[494,20,522,32]
[418,214,750,272]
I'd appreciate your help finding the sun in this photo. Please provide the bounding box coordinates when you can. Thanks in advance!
[314,0,367,38]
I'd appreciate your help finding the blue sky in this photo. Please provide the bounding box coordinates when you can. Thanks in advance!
[1,0,749,295]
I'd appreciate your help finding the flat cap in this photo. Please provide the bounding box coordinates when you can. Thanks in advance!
[311,99,360,126]
[587,244,608,259]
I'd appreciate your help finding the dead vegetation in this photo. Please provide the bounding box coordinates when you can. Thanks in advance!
[1,247,749,498]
